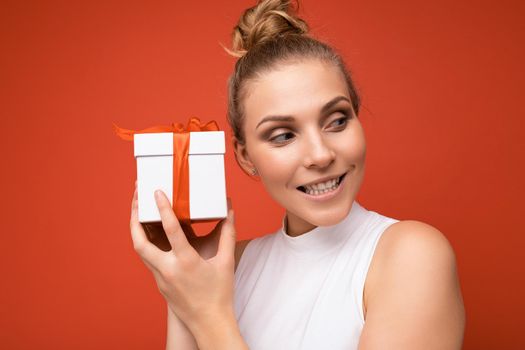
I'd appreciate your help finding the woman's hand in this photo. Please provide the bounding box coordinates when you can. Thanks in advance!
[129,187,238,337]
[142,204,225,260]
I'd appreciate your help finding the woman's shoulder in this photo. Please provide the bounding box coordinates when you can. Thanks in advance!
[373,219,456,261]
[363,219,461,319]
[360,219,465,346]
[366,220,458,290]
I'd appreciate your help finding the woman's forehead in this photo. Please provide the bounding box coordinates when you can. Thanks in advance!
[242,60,349,128]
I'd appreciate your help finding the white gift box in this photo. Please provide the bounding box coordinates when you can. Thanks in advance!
[134,131,227,223]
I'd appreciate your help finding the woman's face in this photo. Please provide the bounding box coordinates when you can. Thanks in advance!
[234,59,366,236]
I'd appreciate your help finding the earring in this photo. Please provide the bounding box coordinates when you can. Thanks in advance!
[251,168,258,176]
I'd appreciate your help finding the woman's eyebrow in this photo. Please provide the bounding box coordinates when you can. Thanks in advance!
[255,95,351,130]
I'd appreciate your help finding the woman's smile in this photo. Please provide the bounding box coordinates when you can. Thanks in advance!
[295,170,348,201]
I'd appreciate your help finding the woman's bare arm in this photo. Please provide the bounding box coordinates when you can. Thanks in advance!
[165,239,252,350]
[358,221,465,350]
[166,306,199,350]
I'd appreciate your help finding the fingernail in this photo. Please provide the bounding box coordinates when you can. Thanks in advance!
[155,190,162,199]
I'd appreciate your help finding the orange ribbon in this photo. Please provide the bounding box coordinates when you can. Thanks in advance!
[114,117,220,224]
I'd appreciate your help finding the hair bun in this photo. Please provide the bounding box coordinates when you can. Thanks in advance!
[225,0,309,58]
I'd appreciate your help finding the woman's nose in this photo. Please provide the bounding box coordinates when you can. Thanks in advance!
[302,133,336,169]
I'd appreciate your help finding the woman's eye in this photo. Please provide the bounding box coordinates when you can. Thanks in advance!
[329,114,350,129]
[269,132,294,144]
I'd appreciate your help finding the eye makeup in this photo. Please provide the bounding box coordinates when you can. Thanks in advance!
[263,109,352,146]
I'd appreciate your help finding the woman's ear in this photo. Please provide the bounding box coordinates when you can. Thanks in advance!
[232,137,256,176]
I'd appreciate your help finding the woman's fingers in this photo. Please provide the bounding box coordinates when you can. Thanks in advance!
[217,204,236,263]
[154,190,198,260]
[130,188,163,266]
[131,184,137,215]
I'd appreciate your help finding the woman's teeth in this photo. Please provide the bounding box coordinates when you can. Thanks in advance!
[302,176,342,196]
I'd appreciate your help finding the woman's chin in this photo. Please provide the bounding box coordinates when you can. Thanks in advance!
[306,207,350,227]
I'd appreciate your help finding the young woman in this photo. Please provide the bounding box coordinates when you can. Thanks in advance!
[129,0,465,349]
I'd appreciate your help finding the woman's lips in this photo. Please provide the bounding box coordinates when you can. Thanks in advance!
[296,172,348,202]
[297,172,346,192]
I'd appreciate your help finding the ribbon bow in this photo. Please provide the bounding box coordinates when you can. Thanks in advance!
[114,117,220,224]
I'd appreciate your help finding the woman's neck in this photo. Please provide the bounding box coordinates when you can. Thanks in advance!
[285,211,317,237]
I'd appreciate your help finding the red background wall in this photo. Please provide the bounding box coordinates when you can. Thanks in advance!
[1,0,523,349]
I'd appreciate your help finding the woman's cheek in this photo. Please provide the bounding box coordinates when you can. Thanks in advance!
[338,127,366,164]
[256,148,298,191]
[257,145,298,171]
[349,138,366,163]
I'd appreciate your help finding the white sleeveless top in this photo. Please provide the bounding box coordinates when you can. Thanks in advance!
[234,200,400,349]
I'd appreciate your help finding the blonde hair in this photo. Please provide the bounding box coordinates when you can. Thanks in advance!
[223,0,361,145]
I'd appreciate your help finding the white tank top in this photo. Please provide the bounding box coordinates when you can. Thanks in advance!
[234,200,400,349]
